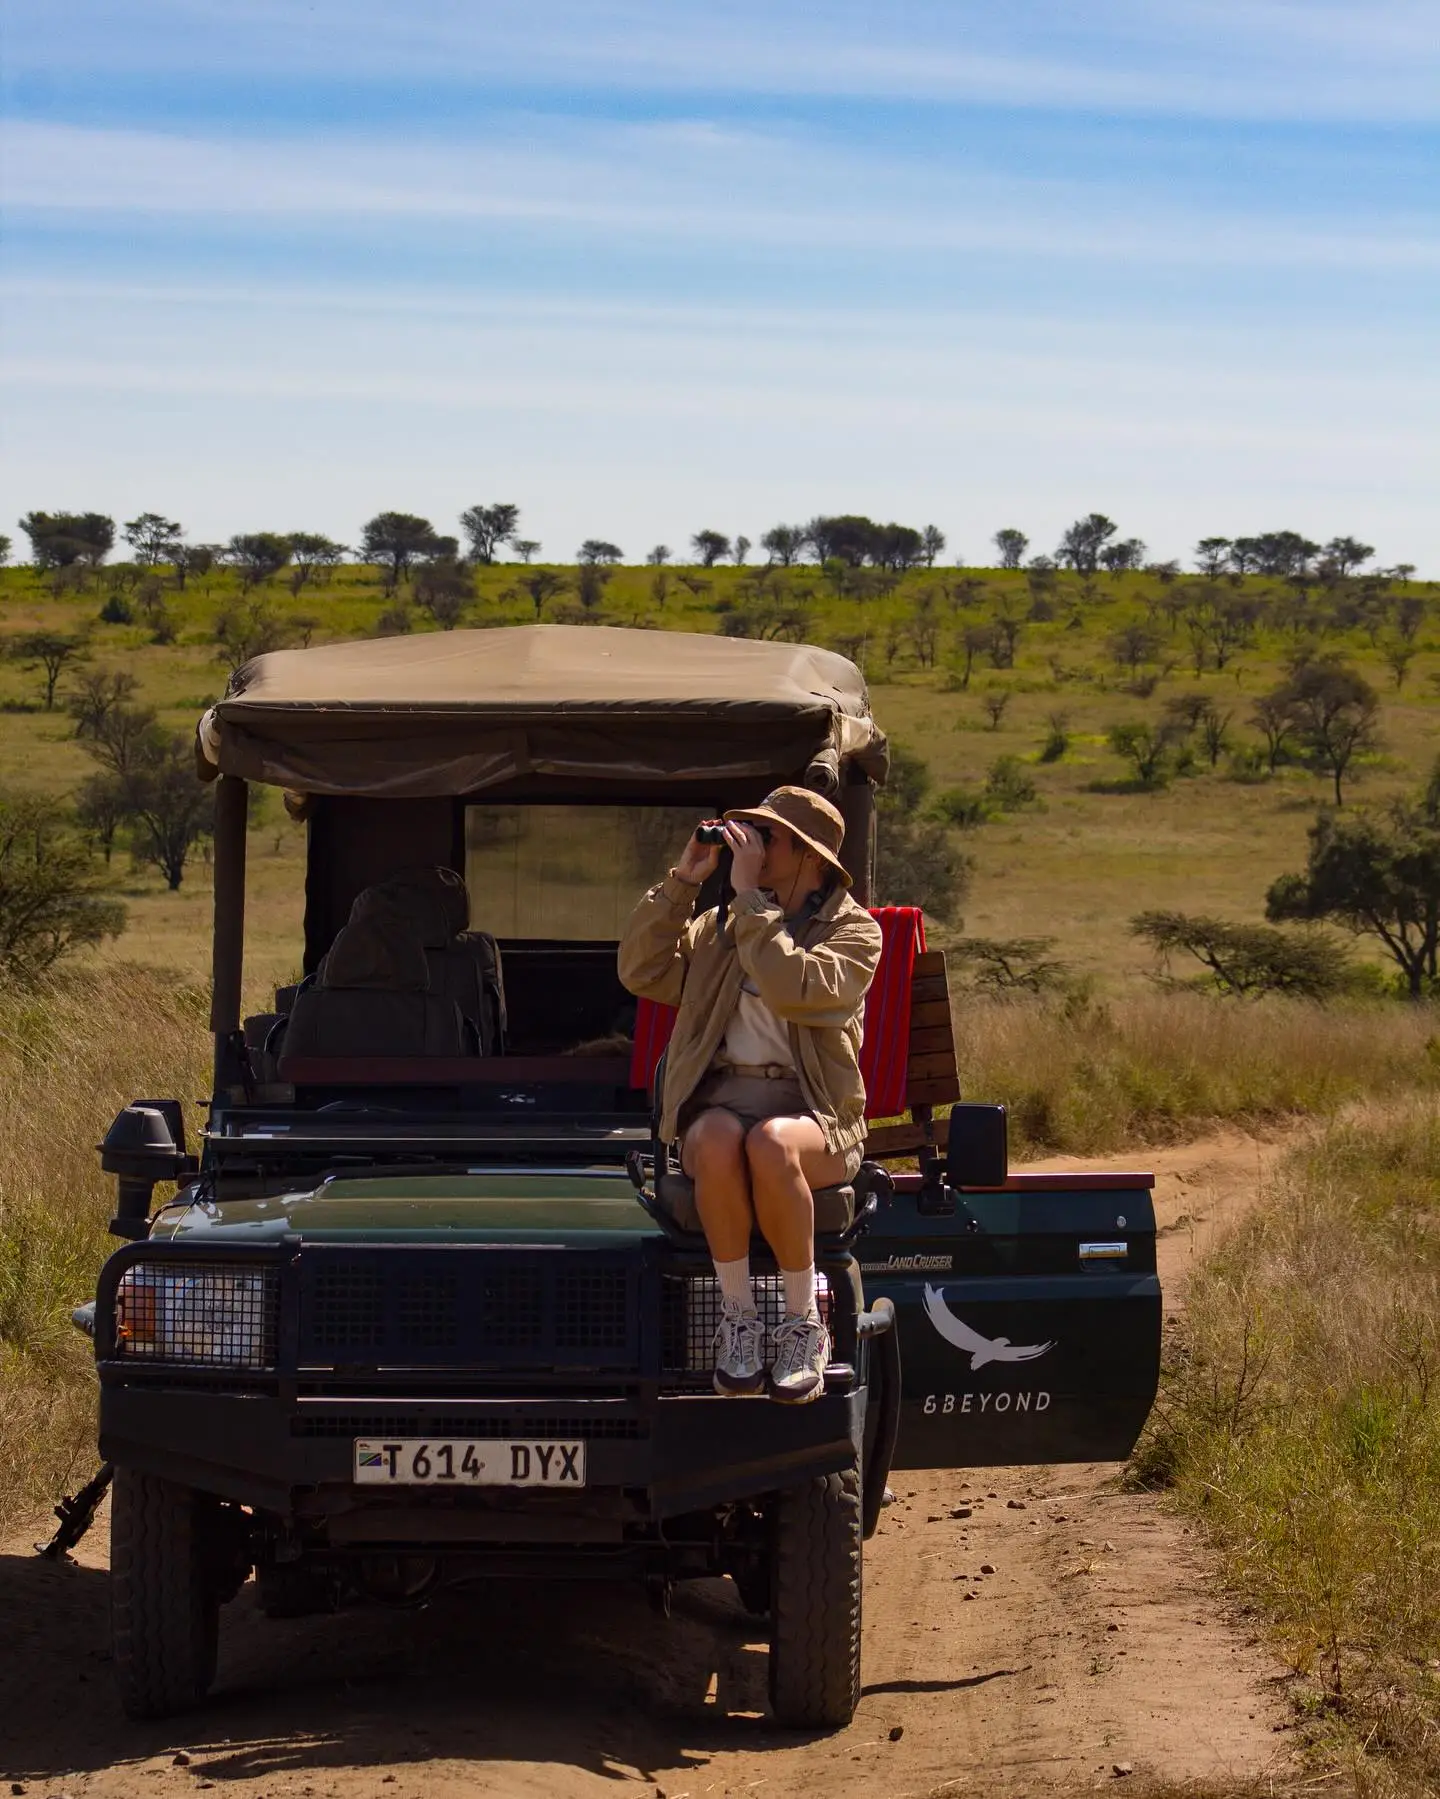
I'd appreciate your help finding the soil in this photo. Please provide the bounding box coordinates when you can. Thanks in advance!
[0,1128,1304,1799]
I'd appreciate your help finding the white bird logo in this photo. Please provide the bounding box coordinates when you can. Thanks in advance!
[922,1285,1055,1369]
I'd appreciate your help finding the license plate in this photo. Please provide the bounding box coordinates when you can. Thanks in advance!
[352,1437,586,1487]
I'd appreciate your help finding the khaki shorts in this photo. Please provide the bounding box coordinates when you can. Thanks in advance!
[680,1072,864,1182]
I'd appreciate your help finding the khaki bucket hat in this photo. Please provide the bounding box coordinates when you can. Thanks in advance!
[724,785,851,887]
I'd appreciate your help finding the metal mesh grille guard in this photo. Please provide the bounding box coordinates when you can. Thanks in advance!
[297,1250,640,1370]
[114,1263,279,1369]
[662,1274,831,1382]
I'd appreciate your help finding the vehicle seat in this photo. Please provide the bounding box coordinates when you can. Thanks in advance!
[653,1170,856,1235]
[647,1051,867,1241]
[351,867,506,1054]
[282,910,468,1059]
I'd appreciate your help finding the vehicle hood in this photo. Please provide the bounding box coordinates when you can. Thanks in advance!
[150,1171,658,1246]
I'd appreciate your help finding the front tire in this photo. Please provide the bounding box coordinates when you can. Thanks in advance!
[768,1456,863,1728]
[111,1467,220,1719]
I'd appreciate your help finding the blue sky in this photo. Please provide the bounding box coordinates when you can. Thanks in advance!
[1,2,1435,568]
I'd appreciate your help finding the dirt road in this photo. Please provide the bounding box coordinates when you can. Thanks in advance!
[1,1130,1300,1799]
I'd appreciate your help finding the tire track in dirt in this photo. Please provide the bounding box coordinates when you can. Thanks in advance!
[1,1128,1301,1799]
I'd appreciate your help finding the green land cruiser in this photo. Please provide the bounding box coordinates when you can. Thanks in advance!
[81,624,1160,1728]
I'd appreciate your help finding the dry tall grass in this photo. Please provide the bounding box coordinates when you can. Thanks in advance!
[0,964,210,1536]
[1140,1098,1440,1798]
[2,967,1438,1547]
[958,989,1440,1158]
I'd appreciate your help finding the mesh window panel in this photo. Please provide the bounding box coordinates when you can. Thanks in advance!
[663,1275,831,1380]
[115,1264,279,1369]
[474,1267,545,1350]
[554,1269,631,1352]
[398,1273,459,1349]
[311,1266,385,1349]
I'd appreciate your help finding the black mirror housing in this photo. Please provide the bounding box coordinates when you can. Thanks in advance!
[944,1104,1008,1189]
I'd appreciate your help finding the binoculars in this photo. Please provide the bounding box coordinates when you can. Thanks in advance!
[695,821,772,846]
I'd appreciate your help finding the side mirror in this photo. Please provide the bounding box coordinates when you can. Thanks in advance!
[99,1101,194,1240]
[944,1104,1008,1190]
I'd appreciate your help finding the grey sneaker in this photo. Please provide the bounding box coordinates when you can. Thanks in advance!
[713,1301,765,1396]
[768,1311,830,1404]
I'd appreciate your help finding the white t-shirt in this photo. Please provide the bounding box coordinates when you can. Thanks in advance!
[721,978,793,1070]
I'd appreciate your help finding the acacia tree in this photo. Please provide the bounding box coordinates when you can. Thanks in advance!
[1266,763,1440,998]
[414,556,474,628]
[1194,537,1232,577]
[7,630,90,710]
[225,531,293,589]
[460,503,520,564]
[761,524,807,566]
[171,543,217,590]
[213,598,292,674]
[19,512,115,569]
[0,792,126,980]
[69,667,140,741]
[287,533,347,590]
[578,540,623,565]
[1130,911,1348,998]
[992,527,1028,569]
[691,530,730,567]
[518,568,566,617]
[1056,513,1117,575]
[82,705,213,890]
[513,539,541,564]
[1322,536,1374,578]
[1278,659,1381,804]
[122,513,183,566]
[920,524,946,567]
[361,512,438,591]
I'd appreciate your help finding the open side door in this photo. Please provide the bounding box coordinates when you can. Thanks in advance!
[858,1171,1160,1469]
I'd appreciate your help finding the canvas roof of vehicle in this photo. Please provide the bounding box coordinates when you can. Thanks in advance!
[195,625,888,799]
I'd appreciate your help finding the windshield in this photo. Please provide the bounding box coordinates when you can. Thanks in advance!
[464,804,706,941]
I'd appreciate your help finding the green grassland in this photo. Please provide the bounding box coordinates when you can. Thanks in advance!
[0,554,1436,994]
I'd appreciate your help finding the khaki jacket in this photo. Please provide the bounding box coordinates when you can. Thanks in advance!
[618,873,883,1161]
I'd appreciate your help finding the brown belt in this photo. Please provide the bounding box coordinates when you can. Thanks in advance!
[713,1061,795,1081]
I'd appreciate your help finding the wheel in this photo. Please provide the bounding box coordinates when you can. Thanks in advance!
[731,1562,770,1619]
[767,1456,863,1728]
[111,1467,220,1719]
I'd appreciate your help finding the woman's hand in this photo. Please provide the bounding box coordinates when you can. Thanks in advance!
[675,821,723,885]
[724,819,765,893]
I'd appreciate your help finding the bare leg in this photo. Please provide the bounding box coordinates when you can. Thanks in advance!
[681,1108,753,1263]
[744,1116,850,1272]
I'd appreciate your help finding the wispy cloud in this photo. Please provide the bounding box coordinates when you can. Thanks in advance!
[7,0,1438,121]
[6,121,1436,275]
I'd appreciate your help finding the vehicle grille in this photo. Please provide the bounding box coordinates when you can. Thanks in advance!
[661,1274,831,1387]
[297,1249,640,1371]
[292,1411,647,1440]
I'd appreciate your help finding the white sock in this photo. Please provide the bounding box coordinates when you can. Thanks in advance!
[715,1255,755,1312]
[782,1264,818,1320]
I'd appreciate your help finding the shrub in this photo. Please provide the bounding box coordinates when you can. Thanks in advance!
[0,793,126,981]
[1131,909,1352,999]
[950,936,1070,994]
[985,754,1040,811]
[1107,720,1179,789]
[1038,712,1070,762]
[97,594,133,625]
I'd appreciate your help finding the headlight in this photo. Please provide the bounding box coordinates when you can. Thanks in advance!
[114,1263,279,1370]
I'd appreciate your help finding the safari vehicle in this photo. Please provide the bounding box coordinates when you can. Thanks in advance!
[84,625,1160,1726]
